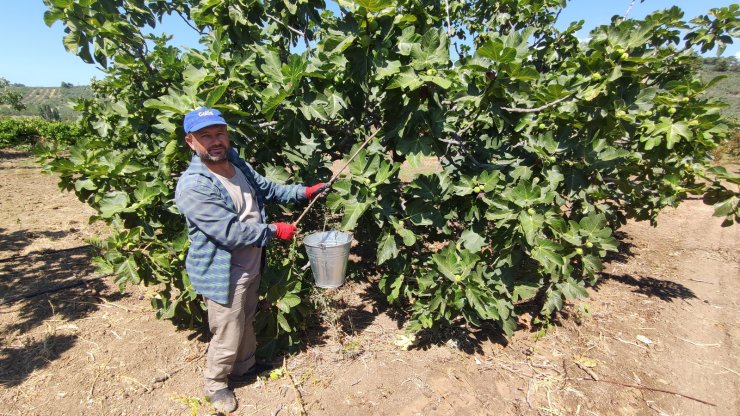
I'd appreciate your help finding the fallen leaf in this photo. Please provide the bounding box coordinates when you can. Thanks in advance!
[636,335,653,345]
[574,356,598,368]
[393,334,417,350]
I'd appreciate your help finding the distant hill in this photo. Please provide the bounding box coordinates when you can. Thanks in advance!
[0,84,91,121]
[699,58,740,124]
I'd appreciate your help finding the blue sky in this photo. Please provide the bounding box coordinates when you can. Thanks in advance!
[1,1,738,87]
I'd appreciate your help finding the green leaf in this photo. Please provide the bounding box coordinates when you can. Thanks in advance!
[509,181,543,207]
[43,9,64,27]
[411,29,449,69]
[276,312,292,332]
[501,316,517,337]
[377,61,402,78]
[633,87,657,110]
[75,178,97,192]
[388,70,424,91]
[405,199,443,227]
[116,256,141,285]
[578,214,612,241]
[543,288,563,314]
[713,196,738,217]
[205,83,228,107]
[654,117,691,149]
[508,64,540,81]
[477,40,516,63]
[396,227,417,246]
[460,229,486,252]
[98,191,130,218]
[518,211,544,246]
[531,239,564,270]
[377,232,399,265]
[353,0,393,12]
[512,282,539,302]
[277,293,301,313]
[261,86,291,121]
[582,254,603,274]
[558,279,588,300]
[340,202,370,230]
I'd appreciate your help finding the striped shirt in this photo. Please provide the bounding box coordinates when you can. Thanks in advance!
[175,148,306,304]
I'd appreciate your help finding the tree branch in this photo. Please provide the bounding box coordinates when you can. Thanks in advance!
[176,10,203,35]
[265,13,305,37]
[624,0,637,18]
[501,94,573,113]
[445,0,452,37]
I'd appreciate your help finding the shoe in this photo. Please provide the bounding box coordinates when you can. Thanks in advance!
[207,388,237,414]
[228,361,275,383]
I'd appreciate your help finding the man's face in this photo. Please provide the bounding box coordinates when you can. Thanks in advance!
[185,124,230,162]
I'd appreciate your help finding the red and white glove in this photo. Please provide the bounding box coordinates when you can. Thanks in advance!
[271,222,297,240]
[305,182,328,199]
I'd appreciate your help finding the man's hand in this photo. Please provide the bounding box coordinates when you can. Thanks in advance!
[305,182,328,199]
[271,222,298,240]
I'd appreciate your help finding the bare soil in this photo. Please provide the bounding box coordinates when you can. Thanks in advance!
[1,150,738,416]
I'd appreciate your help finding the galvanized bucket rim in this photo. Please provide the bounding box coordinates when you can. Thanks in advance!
[303,230,353,248]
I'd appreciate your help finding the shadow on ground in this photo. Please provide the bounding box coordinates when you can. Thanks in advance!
[595,231,697,302]
[0,150,33,161]
[0,231,125,388]
[600,273,697,302]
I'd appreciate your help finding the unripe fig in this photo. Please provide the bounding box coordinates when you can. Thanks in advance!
[585,241,593,248]
[575,247,584,255]
[592,73,602,80]
[668,107,677,114]
[527,208,536,215]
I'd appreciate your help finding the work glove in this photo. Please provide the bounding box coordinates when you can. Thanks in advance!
[305,182,328,199]
[270,222,298,240]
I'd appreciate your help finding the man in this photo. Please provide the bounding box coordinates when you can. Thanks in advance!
[175,107,325,413]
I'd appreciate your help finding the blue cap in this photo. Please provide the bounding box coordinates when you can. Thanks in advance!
[183,107,228,133]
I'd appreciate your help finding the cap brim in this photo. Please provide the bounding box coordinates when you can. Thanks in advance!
[187,120,228,133]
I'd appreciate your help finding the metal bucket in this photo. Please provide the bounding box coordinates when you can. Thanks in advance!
[303,230,352,288]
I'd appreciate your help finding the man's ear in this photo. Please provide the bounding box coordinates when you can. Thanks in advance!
[184,133,195,150]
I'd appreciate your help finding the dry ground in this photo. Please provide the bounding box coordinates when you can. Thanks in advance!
[1,150,738,416]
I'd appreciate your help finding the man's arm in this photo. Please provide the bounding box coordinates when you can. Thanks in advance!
[176,175,275,249]
[238,160,308,205]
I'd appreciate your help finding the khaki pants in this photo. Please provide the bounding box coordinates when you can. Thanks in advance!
[203,272,261,394]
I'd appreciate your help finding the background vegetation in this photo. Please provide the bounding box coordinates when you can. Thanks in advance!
[0,81,92,121]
